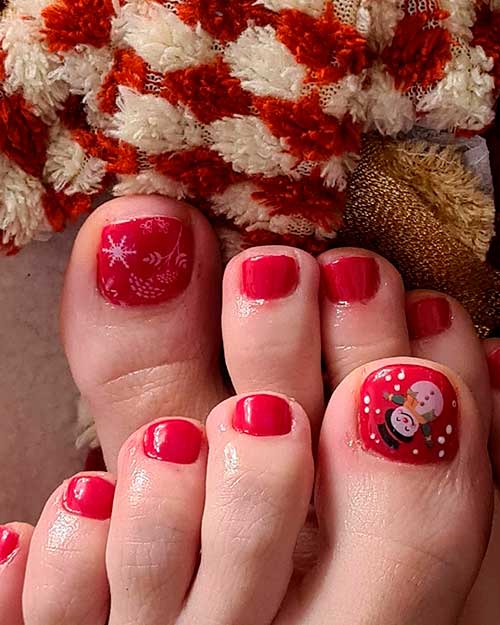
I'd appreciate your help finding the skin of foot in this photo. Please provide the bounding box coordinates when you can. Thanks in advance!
[1,196,499,625]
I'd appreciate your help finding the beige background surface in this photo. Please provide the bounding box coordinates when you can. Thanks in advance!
[0,223,84,524]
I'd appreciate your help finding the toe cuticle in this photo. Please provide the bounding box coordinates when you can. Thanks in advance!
[143,419,203,464]
[97,216,194,306]
[406,297,452,340]
[241,255,299,301]
[62,476,115,520]
[233,394,292,436]
[0,526,19,565]
[358,365,459,464]
[321,256,380,305]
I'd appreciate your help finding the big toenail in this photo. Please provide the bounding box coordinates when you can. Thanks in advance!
[488,348,500,389]
[406,297,452,340]
[0,526,19,565]
[233,395,292,436]
[359,365,458,464]
[143,419,203,464]
[97,217,194,306]
[321,256,380,304]
[241,255,299,300]
[62,476,115,520]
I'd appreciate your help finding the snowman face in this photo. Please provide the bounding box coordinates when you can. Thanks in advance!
[410,381,444,418]
[389,407,419,439]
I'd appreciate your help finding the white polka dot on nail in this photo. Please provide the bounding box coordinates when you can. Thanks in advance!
[394,384,401,392]
[375,439,380,444]
[398,371,405,380]
[375,409,381,415]
[438,436,445,444]
[439,450,445,458]
[385,375,392,382]
[370,433,376,440]
[364,395,370,404]
[452,400,457,408]
[364,407,370,414]
[446,425,453,434]
[413,449,419,455]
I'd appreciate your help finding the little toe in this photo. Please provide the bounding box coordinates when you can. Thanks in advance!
[61,195,226,471]
[23,473,115,625]
[106,418,207,625]
[222,247,324,429]
[0,523,32,625]
[281,358,492,625]
[407,292,492,423]
[181,393,314,625]
[318,249,410,389]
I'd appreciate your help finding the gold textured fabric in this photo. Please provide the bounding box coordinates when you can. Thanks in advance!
[339,137,500,337]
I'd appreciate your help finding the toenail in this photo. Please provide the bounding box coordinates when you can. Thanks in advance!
[321,256,380,304]
[487,348,500,389]
[359,365,458,464]
[97,216,194,306]
[241,255,299,300]
[0,526,19,565]
[62,476,115,520]
[233,394,292,436]
[143,419,203,464]
[406,297,452,340]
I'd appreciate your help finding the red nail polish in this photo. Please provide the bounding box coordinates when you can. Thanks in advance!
[359,365,458,464]
[241,255,299,300]
[488,348,500,390]
[0,527,19,565]
[143,419,202,464]
[233,395,292,436]
[97,217,194,306]
[406,297,452,340]
[321,256,380,304]
[63,476,115,520]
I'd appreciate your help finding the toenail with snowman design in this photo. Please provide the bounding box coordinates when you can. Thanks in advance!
[359,365,458,464]
[97,217,194,306]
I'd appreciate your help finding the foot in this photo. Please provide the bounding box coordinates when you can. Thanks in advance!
[2,194,497,624]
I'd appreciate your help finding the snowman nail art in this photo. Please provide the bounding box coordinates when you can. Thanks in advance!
[359,365,458,464]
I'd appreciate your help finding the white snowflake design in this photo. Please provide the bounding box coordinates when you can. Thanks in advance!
[140,220,154,233]
[101,235,137,269]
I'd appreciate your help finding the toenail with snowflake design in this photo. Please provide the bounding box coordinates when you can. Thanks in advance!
[97,216,193,306]
[359,365,458,464]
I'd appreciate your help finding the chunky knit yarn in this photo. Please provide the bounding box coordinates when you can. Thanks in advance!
[0,0,499,254]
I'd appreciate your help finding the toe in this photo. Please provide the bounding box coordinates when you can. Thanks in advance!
[222,247,324,429]
[285,358,492,625]
[61,195,226,471]
[318,249,410,389]
[407,291,492,423]
[181,393,314,625]
[0,523,32,625]
[106,418,207,625]
[23,473,114,625]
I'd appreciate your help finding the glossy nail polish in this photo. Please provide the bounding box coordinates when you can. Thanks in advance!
[97,216,194,306]
[488,348,500,390]
[63,476,115,520]
[143,419,202,464]
[321,256,380,304]
[241,255,299,300]
[233,394,292,436]
[358,364,458,464]
[406,297,452,340]
[0,527,19,565]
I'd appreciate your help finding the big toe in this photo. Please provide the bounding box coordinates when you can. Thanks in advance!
[280,358,493,625]
[61,195,226,471]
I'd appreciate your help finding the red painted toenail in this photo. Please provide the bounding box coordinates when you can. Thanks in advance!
[487,348,500,389]
[97,217,194,306]
[233,394,292,436]
[321,256,380,304]
[359,365,459,464]
[241,255,299,300]
[406,297,452,340]
[0,527,19,565]
[63,476,115,520]
[143,419,203,464]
